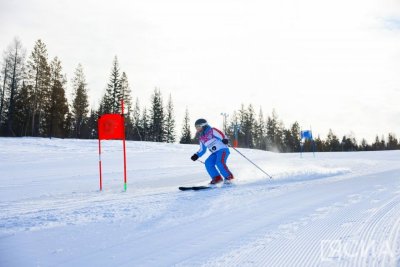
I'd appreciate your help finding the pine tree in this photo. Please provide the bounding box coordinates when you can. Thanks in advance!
[266,109,280,151]
[387,133,398,150]
[140,107,150,141]
[227,111,239,146]
[86,109,98,139]
[0,59,7,131]
[180,107,192,144]
[149,88,165,142]
[380,135,386,150]
[372,135,380,151]
[242,104,256,148]
[120,72,132,114]
[63,111,74,138]
[254,107,266,150]
[45,57,68,138]
[71,64,89,138]
[326,129,341,151]
[101,56,122,114]
[13,81,32,136]
[360,138,369,151]
[282,129,292,152]
[131,98,142,140]
[289,121,301,152]
[26,39,50,136]
[341,134,358,151]
[2,38,26,136]
[119,72,135,140]
[372,135,386,151]
[165,94,176,143]
[237,104,247,147]
[276,120,284,151]
[314,135,325,152]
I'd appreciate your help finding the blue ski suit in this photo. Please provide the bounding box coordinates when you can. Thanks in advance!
[195,125,233,180]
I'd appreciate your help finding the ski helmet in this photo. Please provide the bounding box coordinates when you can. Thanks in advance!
[194,118,208,128]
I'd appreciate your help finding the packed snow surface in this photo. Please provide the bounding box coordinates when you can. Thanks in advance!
[0,138,400,266]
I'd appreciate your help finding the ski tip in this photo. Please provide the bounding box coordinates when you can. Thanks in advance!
[178,186,190,191]
[179,186,212,191]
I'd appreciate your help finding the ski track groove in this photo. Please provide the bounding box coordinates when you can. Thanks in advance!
[350,193,400,267]
[3,177,400,266]
[251,193,362,267]
[0,190,179,235]
[196,184,357,266]
[201,171,400,267]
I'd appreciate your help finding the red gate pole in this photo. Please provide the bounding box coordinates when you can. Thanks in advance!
[121,100,127,191]
[98,138,103,191]
[123,137,127,191]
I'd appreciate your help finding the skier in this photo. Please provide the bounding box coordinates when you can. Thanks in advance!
[190,118,234,185]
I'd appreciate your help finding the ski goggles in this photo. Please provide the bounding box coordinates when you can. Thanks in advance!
[195,123,207,128]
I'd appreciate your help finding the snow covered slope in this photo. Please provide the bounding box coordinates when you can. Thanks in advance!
[0,138,399,266]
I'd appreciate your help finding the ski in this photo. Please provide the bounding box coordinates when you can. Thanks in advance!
[179,183,235,191]
[179,186,212,191]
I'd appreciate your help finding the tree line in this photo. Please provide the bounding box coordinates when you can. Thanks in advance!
[203,105,400,152]
[0,38,178,142]
[1,38,399,152]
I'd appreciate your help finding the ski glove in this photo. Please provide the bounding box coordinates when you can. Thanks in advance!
[191,154,199,161]
[222,138,229,145]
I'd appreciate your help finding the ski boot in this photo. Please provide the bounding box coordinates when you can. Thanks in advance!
[224,174,234,185]
[209,175,223,185]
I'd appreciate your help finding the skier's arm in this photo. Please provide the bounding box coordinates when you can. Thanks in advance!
[212,128,225,140]
[213,128,229,145]
[196,142,207,157]
[213,128,228,141]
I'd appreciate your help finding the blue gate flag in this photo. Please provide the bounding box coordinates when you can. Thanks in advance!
[301,130,313,140]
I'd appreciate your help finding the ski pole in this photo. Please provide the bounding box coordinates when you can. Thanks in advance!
[230,146,273,179]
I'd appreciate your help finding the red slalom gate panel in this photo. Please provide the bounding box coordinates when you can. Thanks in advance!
[98,114,125,140]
